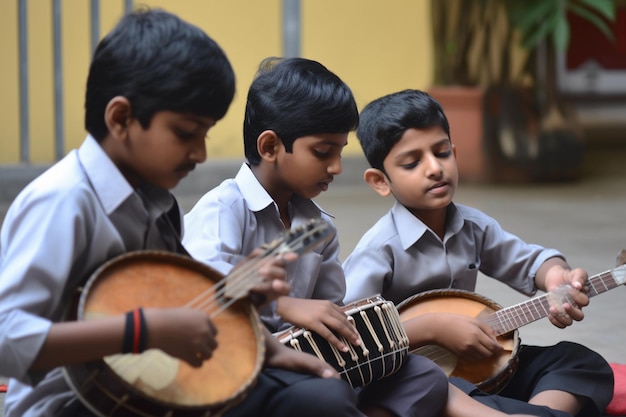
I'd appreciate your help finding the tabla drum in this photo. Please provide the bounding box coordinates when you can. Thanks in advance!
[275,295,409,388]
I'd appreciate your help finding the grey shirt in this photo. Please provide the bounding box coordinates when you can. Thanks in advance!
[343,200,563,305]
[0,135,181,417]
[183,163,345,332]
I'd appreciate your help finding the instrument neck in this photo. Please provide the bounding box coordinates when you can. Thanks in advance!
[484,267,624,335]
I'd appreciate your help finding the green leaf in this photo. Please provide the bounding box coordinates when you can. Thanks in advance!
[508,0,556,34]
[568,3,616,42]
[520,8,559,49]
[574,0,616,21]
[552,13,570,51]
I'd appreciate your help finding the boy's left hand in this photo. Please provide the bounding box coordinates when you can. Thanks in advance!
[275,297,361,353]
[542,261,589,328]
[263,328,339,379]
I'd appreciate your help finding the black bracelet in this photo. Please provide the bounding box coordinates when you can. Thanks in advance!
[122,308,147,354]
[122,309,135,354]
[137,307,147,353]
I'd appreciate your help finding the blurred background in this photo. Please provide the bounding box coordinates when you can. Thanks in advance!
[1,0,625,180]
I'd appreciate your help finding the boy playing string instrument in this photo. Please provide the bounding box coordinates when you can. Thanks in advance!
[343,89,614,417]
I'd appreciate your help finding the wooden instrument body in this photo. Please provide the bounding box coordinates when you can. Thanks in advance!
[397,260,626,393]
[275,295,409,388]
[64,251,264,417]
[397,289,520,394]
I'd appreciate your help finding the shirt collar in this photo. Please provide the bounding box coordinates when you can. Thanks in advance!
[392,200,464,249]
[77,135,175,216]
[234,162,334,219]
[77,135,134,214]
[235,163,275,212]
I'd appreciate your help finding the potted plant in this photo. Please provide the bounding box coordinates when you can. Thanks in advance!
[429,0,615,183]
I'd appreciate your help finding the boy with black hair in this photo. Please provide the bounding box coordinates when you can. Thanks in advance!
[183,58,538,417]
[0,9,362,417]
[343,88,614,417]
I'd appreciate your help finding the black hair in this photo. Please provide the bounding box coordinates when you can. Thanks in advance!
[85,7,235,141]
[357,89,450,172]
[243,57,359,165]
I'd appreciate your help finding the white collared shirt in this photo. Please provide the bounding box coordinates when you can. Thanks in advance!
[343,200,563,305]
[183,163,345,332]
[0,135,179,416]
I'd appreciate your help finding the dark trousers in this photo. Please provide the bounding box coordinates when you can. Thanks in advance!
[452,341,614,417]
[358,354,449,417]
[56,368,364,417]
[224,368,364,417]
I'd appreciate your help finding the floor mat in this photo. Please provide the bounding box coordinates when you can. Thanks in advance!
[606,363,626,416]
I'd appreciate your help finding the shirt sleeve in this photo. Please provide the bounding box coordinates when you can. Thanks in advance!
[342,243,393,304]
[0,185,93,384]
[476,214,564,296]
[182,193,247,275]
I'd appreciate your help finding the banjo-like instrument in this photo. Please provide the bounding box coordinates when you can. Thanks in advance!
[64,218,334,417]
[398,256,626,394]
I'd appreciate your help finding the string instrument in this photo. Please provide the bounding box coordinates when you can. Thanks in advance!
[64,218,334,417]
[275,295,409,388]
[397,257,626,394]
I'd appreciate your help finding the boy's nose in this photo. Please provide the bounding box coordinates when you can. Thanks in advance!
[424,153,443,176]
[328,156,343,175]
[191,139,207,163]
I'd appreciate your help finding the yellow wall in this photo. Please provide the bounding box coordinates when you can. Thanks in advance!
[0,0,21,163]
[0,0,433,164]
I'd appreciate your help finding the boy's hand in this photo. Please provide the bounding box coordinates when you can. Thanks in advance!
[230,248,297,308]
[432,313,502,361]
[276,297,361,352]
[542,261,589,327]
[264,328,339,379]
[143,307,217,367]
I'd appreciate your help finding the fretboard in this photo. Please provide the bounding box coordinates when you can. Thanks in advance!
[481,265,626,336]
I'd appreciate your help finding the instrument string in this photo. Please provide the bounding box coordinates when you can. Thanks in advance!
[184,251,274,317]
[185,221,329,317]
[409,345,454,362]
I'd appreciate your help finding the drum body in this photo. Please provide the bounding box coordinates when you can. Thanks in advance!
[275,295,409,388]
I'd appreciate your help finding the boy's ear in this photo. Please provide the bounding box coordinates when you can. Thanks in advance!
[257,130,281,162]
[104,96,132,140]
[364,168,392,197]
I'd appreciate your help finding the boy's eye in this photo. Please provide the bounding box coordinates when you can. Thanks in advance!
[400,160,419,169]
[175,128,196,140]
[436,150,453,158]
[313,148,332,158]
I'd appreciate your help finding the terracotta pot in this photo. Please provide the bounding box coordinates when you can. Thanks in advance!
[428,86,489,183]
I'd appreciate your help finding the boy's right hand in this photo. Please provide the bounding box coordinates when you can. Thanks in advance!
[432,313,502,361]
[143,307,217,367]
[276,297,361,352]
